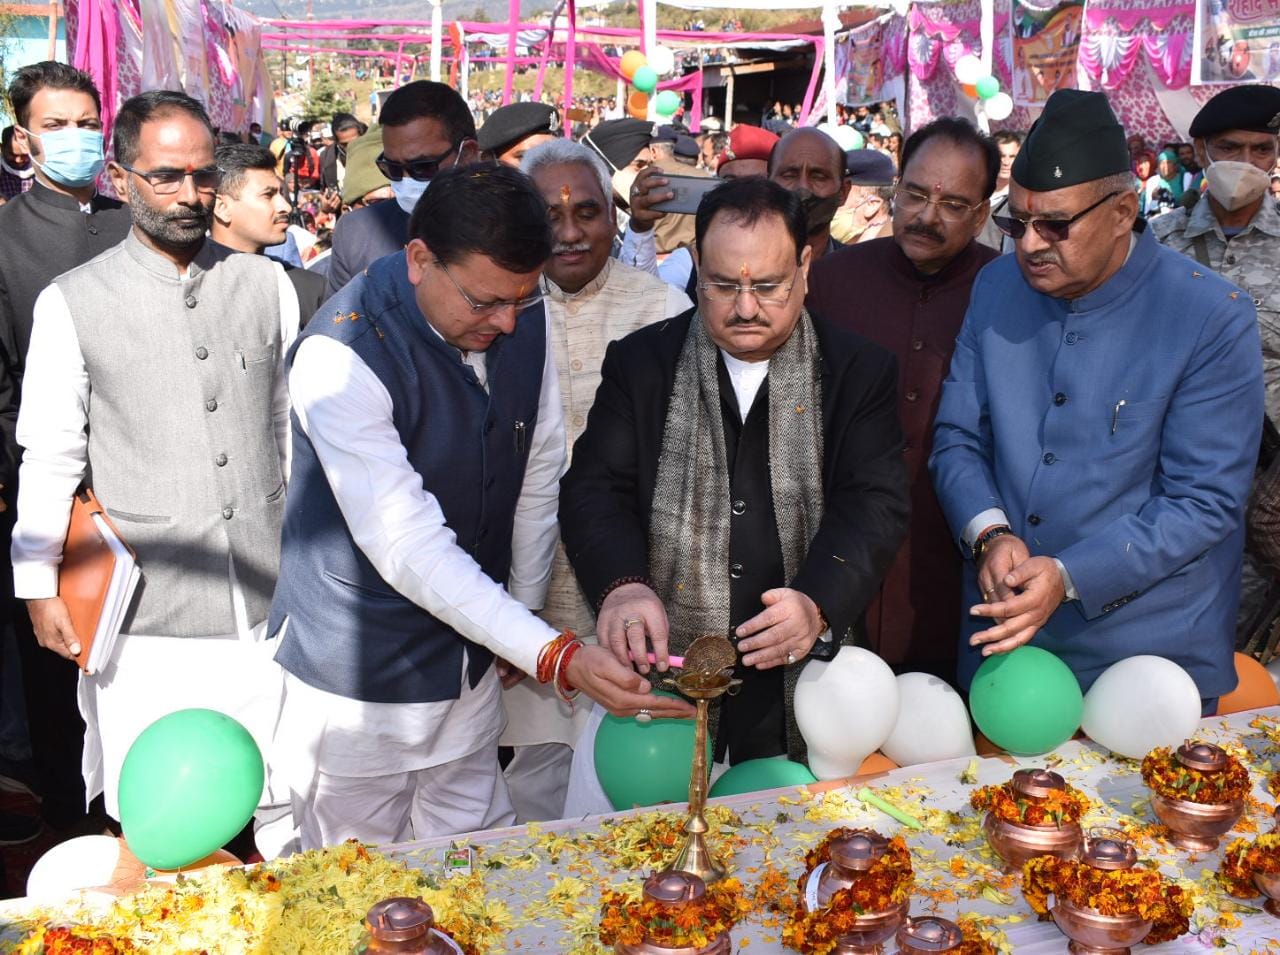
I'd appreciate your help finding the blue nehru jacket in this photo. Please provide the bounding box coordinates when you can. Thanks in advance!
[930,222,1264,698]
[270,250,545,704]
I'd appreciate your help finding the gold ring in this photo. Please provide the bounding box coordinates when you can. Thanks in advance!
[622,617,642,631]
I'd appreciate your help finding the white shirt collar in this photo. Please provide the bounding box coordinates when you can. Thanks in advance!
[720,349,769,422]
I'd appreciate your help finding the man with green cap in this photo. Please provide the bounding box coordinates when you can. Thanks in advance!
[931,89,1264,712]
[1151,85,1280,639]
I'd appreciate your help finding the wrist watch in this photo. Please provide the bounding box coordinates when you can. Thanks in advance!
[972,525,1013,562]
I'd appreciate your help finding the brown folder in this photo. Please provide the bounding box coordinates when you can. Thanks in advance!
[58,487,136,673]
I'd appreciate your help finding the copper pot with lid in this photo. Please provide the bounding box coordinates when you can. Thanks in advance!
[812,829,890,910]
[357,898,462,954]
[982,769,1083,871]
[1148,742,1244,852]
[895,916,964,953]
[614,871,732,955]
[1050,831,1153,955]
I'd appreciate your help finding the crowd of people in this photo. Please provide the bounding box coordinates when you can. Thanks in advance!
[0,59,1277,877]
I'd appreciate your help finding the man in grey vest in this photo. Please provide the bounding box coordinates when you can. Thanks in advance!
[11,91,299,851]
[268,164,693,849]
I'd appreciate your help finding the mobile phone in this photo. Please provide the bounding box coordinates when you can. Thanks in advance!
[650,173,722,215]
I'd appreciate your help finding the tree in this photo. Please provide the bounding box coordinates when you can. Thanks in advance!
[304,70,344,124]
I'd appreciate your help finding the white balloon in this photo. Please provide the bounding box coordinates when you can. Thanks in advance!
[27,835,122,901]
[881,672,976,766]
[1081,655,1201,759]
[984,91,1014,122]
[795,646,899,780]
[649,45,677,76]
[955,54,985,86]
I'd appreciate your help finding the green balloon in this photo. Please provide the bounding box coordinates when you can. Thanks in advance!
[632,65,659,94]
[595,694,710,810]
[975,75,1001,100]
[655,90,681,117]
[969,646,1083,756]
[709,758,817,798]
[118,709,264,870]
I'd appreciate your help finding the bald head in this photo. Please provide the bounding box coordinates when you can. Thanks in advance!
[768,127,845,181]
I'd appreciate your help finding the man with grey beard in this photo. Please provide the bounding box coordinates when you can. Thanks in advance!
[11,90,299,854]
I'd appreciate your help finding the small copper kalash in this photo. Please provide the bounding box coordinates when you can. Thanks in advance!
[355,898,462,954]
[807,829,909,955]
[982,768,1082,871]
[1050,831,1153,955]
[663,636,741,885]
[894,916,966,953]
[1250,807,1280,917]
[1148,741,1245,852]
[614,871,732,955]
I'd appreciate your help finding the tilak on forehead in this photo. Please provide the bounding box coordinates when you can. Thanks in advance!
[740,262,750,281]
[559,184,572,206]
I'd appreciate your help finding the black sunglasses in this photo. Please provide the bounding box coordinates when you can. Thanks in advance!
[992,191,1120,243]
[375,142,463,182]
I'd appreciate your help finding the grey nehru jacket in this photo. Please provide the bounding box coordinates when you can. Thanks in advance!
[54,231,285,637]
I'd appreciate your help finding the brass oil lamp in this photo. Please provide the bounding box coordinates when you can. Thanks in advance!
[1148,741,1245,852]
[982,768,1082,871]
[665,636,740,885]
[614,870,732,955]
[1050,831,1153,955]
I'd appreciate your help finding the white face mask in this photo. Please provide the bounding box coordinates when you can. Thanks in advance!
[1204,158,1271,211]
[611,166,639,205]
[391,177,429,215]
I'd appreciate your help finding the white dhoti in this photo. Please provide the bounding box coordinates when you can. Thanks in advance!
[77,623,294,855]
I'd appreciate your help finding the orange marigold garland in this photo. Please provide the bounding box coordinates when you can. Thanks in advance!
[1219,832,1280,898]
[597,877,752,949]
[1140,746,1250,805]
[14,926,135,954]
[777,830,914,955]
[1022,856,1192,945]
[969,780,1091,827]
[953,917,1001,955]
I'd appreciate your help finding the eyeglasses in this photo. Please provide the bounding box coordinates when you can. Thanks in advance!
[436,259,544,315]
[118,163,220,195]
[698,269,801,306]
[893,186,984,224]
[992,191,1120,242]
[375,142,465,182]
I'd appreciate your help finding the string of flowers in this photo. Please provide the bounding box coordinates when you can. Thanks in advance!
[1022,856,1192,944]
[773,829,914,955]
[1219,832,1280,898]
[1140,746,1250,805]
[969,781,1091,828]
[596,877,751,949]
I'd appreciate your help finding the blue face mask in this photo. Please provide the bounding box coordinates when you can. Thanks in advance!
[25,127,105,188]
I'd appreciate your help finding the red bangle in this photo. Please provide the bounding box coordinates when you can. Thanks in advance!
[557,640,583,695]
[536,631,576,685]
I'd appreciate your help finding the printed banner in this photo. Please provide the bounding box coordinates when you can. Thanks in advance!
[843,17,888,105]
[1010,0,1084,106]
[1193,0,1280,84]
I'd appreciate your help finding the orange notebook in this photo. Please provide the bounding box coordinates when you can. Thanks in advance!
[58,488,139,674]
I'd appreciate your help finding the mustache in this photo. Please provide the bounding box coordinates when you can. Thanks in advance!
[725,316,769,327]
[904,223,944,243]
[1024,251,1061,267]
[553,242,591,255]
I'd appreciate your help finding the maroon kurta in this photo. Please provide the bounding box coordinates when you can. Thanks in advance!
[806,237,998,677]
